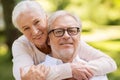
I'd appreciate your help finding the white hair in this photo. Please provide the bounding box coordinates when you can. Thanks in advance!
[48,10,82,32]
[12,0,46,30]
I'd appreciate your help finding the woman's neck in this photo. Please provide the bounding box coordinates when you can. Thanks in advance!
[37,44,51,54]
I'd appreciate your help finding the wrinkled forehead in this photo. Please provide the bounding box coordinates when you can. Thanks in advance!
[17,6,46,23]
[52,15,79,28]
[19,9,42,17]
[20,6,45,17]
[16,8,46,29]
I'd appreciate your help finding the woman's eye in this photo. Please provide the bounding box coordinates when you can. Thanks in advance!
[23,27,30,31]
[34,21,40,25]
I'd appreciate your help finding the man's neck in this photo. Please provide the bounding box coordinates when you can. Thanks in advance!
[51,52,77,63]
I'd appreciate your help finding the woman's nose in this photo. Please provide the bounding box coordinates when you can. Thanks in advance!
[32,26,39,35]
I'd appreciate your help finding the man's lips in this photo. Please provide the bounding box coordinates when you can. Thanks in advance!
[60,42,73,45]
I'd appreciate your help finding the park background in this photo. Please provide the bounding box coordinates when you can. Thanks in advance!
[0,0,120,80]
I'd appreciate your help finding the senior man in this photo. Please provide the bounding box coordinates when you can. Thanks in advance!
[43,10,117,80]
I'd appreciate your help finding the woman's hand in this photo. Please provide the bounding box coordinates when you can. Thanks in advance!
[71,62,94,80]
[20,65,50,80]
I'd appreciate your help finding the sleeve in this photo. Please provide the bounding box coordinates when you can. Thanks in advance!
[78,40,117,76]
[12,39,72,80]
[12,40,34,80]
[42,55,72,80]
[47,63,72,80]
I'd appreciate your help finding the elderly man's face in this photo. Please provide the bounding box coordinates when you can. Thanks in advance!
[17,8,48,48]
[48,15,80,62]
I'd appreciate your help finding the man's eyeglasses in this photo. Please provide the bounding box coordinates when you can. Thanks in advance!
[48,27,80,37]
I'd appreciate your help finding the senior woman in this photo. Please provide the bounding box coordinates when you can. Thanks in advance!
[12,0,117,80]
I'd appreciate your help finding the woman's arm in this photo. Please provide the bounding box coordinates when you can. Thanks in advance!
[78,40,117,75]
[12,37,72,80]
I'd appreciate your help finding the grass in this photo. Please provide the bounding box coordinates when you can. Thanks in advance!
[0,53,14,80]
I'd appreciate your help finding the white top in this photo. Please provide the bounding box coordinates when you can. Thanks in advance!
[12,35,117,80]
[42,55,108,80]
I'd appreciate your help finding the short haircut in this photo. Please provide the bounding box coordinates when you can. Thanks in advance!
[12,0,45,30]
[48,10,82,32]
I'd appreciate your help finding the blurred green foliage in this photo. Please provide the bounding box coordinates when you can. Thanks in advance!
[0,0,120,80]
[37,0,120,25]
[88,40,120,80]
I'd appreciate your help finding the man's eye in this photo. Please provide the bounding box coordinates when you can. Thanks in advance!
[54,30,63,34]
[69,30,76,33]
[68,29,77,34]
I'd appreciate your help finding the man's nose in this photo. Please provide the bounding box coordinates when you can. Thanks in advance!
[32,26,39,35]
[62,31,70,39]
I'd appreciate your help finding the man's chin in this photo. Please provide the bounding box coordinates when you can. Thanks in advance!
[60,49,74,56]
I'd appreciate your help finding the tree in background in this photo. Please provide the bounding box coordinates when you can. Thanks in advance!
[1,0,21,53]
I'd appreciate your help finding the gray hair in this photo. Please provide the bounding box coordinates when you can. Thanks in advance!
[48,10,82,32]
[12,0,46,30]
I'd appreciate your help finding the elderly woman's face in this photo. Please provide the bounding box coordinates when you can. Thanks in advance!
[17,9,48,48]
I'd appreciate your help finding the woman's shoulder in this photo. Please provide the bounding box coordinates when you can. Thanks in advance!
[12,35,31,48]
